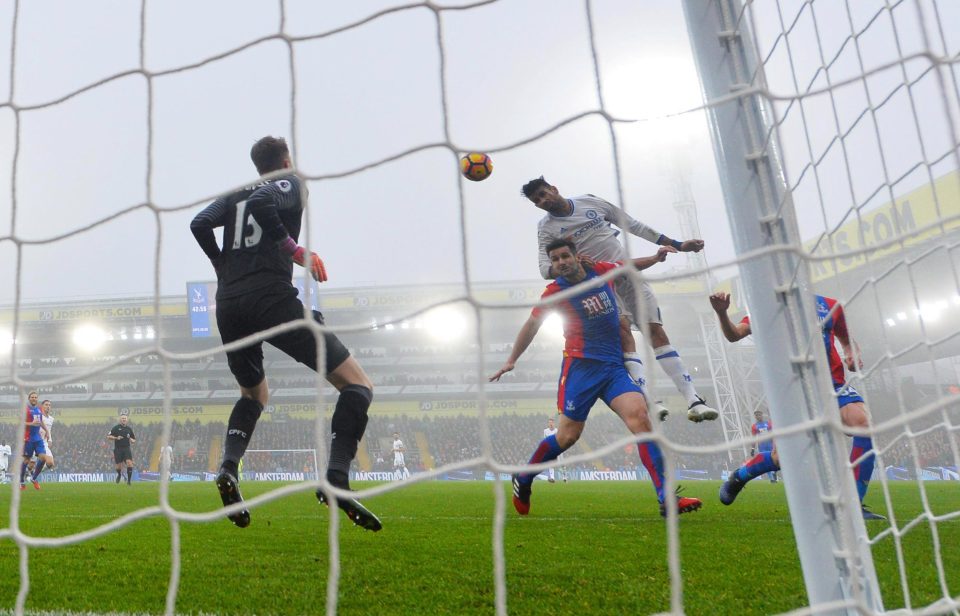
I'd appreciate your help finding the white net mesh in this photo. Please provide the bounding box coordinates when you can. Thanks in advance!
[702,0,960,613]
[0,0,958,614]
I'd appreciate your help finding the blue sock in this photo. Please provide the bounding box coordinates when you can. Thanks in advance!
[31,459,45,480]
[19,460,28,484]
[735,451,780,482]
[637,442,665,502]
[520,434,566,485]
[850,436,875,503]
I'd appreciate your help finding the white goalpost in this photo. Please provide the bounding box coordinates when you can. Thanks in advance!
[683,0,959,614]
[683,2,883,611]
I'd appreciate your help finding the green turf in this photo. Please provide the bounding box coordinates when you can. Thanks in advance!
[0,480,957,615]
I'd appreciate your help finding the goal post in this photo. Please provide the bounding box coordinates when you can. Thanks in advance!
[681,1,883,613]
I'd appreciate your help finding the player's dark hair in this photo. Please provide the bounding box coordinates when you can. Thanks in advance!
[250,136,290,175]
[41,400,50,405]
[545,238,577,256]
[521,176,550,199]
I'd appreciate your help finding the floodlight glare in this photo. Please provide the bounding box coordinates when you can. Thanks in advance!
[543,313,565,339]
[72,324,107,351]
[424,306,468,342]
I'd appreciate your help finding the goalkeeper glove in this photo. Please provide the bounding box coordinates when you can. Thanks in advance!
[281,238,328,282]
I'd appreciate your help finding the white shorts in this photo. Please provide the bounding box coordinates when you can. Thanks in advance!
[394,454,405,466]
[42,442,53,457]
[613,277,661,326]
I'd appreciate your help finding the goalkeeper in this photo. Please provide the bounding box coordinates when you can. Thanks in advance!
[190,136,380,532]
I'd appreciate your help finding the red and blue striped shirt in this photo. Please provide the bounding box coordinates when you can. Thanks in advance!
[533,261,623,363]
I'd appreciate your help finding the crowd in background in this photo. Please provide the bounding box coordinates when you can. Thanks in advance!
[2,411,956,478]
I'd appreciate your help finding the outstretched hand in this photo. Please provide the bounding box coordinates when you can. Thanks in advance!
[681,239,705,253]
[293,247,328,282]
[489,362,515,382]
[709,292,731,313]
[655,246,678,261]
[844,352,864,372]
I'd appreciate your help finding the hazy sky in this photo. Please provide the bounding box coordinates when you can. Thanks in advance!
[0,0,956,304]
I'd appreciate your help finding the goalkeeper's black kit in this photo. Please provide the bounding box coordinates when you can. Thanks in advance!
[190,175,348,387]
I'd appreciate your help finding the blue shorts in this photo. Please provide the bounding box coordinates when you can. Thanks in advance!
[836,383,864,408]
[23,440,46,457]
[557,357,641,422]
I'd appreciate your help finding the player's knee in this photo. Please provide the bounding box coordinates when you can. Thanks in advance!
[241,381,269,406]
[841,403,869,428]
[632,413,653,433]
[648,324,669,347]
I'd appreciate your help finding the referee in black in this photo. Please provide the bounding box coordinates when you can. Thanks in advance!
[107,414,136,485]
[190,136,379,531]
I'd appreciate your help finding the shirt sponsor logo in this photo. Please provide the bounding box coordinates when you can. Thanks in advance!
[581,291,614,318]
[570,216,608,239]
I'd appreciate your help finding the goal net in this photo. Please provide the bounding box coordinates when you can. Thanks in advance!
[0,1,958,615]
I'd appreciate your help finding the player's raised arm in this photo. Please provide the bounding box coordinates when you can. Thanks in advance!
[489,313,546,381]
[594,197,662,245]
[594,197,703,253]
[628,246,677,271]
[190,197,229,261]
[710,292,752,342]
[657,234,704,253]
[830,302,863,372]
[247,180,327,282]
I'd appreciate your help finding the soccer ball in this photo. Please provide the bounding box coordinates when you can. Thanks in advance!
[459,152,493,182]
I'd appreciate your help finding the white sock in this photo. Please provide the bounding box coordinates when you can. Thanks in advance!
[623,352,646,388]
[654,345,699,406]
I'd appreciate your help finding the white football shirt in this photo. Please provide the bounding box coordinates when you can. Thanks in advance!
[0,444,11,469]
[536,194,662,279]
[41,415,54,454]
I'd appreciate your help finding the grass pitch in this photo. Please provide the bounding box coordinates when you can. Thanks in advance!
[0,480,957,615]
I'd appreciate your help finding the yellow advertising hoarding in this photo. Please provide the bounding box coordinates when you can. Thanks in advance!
[806,170,960,283]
